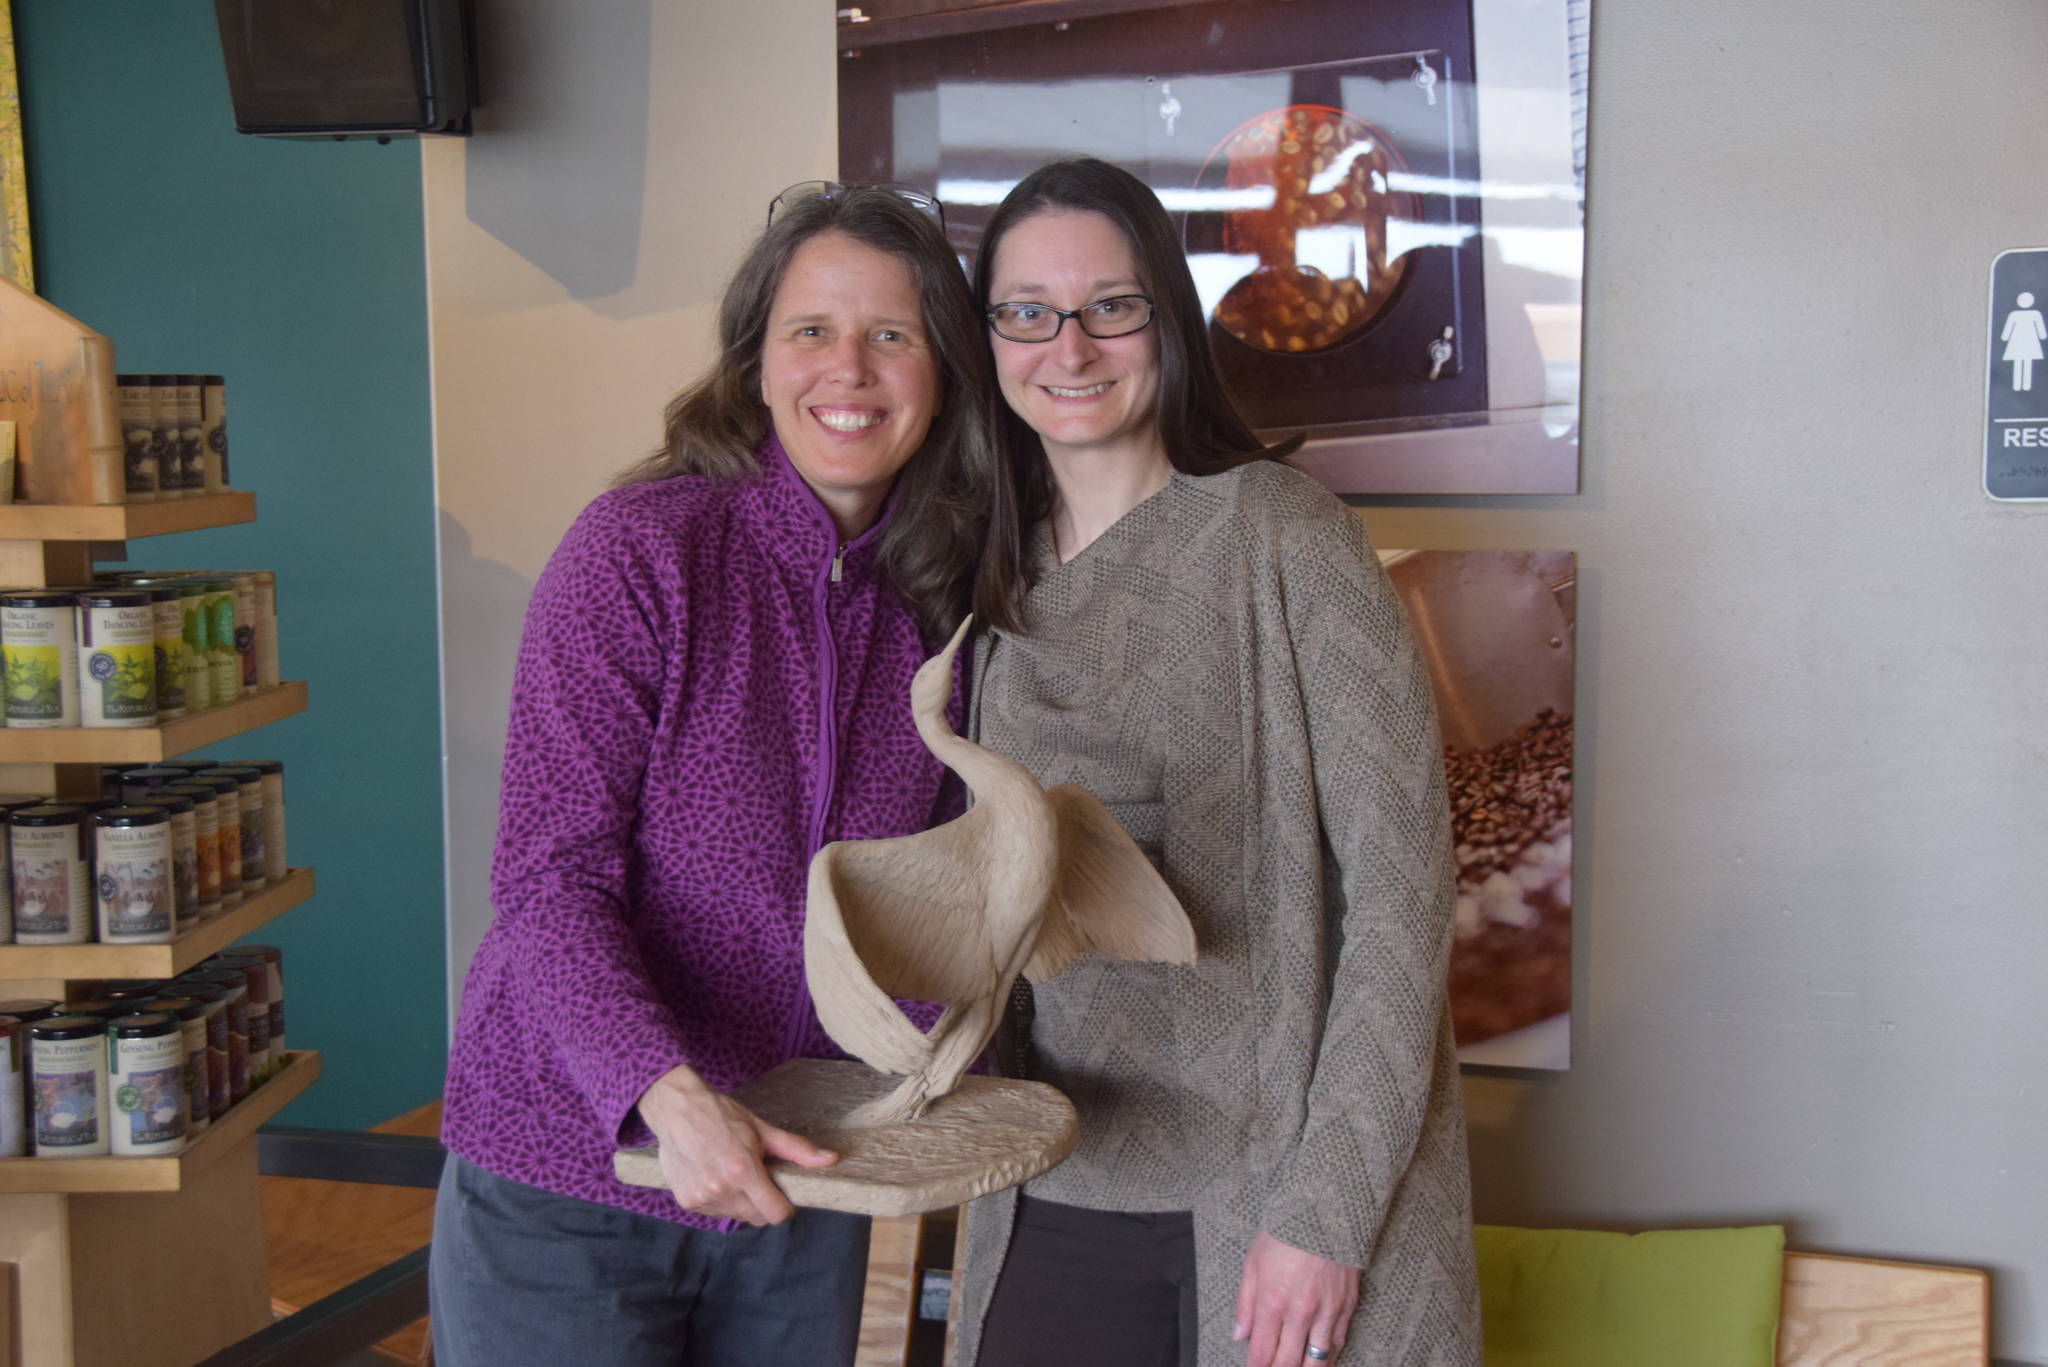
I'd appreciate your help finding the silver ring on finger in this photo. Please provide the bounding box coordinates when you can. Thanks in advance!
[1305,1348,1331,1362]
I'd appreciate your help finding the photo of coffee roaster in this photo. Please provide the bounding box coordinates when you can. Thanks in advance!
[1381,550,1577,1069]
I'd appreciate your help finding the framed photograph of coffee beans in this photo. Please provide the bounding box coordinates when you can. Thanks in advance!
[838,0,1587,494]
[1382,550,1578,1070]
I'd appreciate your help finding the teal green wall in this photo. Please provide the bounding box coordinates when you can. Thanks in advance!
[14,3,445,1127]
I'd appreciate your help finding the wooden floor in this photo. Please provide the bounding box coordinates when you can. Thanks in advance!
[261,1101,942,1367]
[260,1102,440,1364]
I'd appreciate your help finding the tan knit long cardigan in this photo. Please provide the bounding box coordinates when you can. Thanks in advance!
[953,462,1480,1366]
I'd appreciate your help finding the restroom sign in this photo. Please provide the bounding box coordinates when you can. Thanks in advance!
[1987,248,2048,501]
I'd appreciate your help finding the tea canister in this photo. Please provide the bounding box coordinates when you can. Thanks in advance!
[135,577,215,714]
[92,807,175,944]
[202,375,229,493]
[134,793,199,929]
[133,995,210,1138]
[128,587,185,721]
[158,784,223,919]
[163,978,230,1121]
[176,968,250,1106]
[77,590,158,730]
[116,377,159,503]
[108,1012,186,1156]
[8,805,91,945]
[1,589,82,728]
[211,573,257,694]
[172,376,204,498]
[187,579,239,709]
[210,571,272,692]
[216,759,286,881]
[117,574,213,715]
[146,376,180,497]
[28,1015,110,1157]
[172,774,241,909]
[0,792,47,942]
[120,765,199,803]
[209,955,274,1086]
[208,766,268,895]
[0,1015,26,1158]
[253,572,278,686]
[230,943,286,1062]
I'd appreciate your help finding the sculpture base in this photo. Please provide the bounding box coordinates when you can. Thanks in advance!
[613,1059,1079,1218]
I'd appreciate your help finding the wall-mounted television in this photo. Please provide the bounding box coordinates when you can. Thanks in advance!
[214,0,477,137]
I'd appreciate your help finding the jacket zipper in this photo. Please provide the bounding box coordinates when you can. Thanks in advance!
[782,541,845,1061]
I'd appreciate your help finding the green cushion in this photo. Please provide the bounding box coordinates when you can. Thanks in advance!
[1475,1224,1785,1367]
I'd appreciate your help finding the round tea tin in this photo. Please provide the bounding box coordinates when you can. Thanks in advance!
[28,1015,109,1157]
[108,1012,187,1156]
[0,1015,26,1158]
[8,806,91,945]
[134,995,211,1138]
[92,807,175,944]
[0,589,82,728]
[133,793,199,929]
[158,784,223,919]
[76,590,158,730]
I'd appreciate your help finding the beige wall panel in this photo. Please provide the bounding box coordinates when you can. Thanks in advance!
[424,0,836,983]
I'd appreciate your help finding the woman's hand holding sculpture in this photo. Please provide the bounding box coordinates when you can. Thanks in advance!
[635,1063,840,1226]
[1233,1230,1362,1367]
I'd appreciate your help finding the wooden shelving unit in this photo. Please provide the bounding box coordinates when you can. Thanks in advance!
[0,682,308,765]
[0,492,256,542]
[0,1053,320,1195]
[0,868,314,982]
[0,442,319,1363]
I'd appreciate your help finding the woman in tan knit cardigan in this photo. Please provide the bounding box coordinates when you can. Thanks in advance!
[954,158,1481,1367]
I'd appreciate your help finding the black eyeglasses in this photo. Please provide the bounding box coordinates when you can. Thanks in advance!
[986,295,1156,343]
[766,180,946,230]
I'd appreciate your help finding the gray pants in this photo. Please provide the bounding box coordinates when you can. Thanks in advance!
[429,1156,870,1367]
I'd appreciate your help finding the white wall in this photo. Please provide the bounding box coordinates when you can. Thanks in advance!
[1362,1,2048,1356]
[427,0,2048,1357]
[425,0,836,986]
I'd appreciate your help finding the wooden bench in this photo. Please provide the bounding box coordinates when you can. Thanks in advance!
[1779,1251,1989,1367]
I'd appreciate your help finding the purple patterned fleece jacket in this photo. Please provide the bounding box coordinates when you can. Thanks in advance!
[441,435,961,1228]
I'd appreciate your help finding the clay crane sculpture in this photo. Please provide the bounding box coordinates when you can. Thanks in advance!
[615,616,1196,1213]
[804,615,1196,1127]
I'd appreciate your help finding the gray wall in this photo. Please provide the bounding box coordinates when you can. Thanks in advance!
[425,0,2048,1357]
[1363,0,2048,1357]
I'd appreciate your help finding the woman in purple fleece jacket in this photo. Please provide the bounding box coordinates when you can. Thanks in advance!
[430,185,992,1367]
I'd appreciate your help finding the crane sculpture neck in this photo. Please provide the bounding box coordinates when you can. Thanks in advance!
[911,615,994,788]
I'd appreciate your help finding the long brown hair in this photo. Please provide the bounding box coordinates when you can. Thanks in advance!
[616,186,991,641]
[968,158,1298,635]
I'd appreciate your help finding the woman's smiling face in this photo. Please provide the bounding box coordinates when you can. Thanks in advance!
[986,209,1161,465]
[759,231,940,535]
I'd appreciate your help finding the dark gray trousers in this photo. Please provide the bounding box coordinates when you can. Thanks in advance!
[428,1155,870,1367]
[977,1196,1198,1367]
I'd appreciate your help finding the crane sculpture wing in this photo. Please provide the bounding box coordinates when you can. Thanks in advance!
[802,615,1196,1126]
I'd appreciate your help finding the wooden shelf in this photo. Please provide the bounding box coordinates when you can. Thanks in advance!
[0,492,256,543]
[0,1050,320,1194]
[0,681,307,763]
[0,867,314,981]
